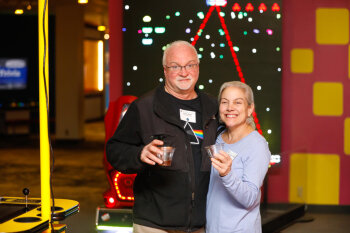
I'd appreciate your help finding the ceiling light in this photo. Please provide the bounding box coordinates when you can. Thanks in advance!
[97,26,106,31]
[78,0,88,4]
[15,9,24,15]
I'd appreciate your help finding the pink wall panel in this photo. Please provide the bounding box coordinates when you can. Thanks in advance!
[270,0,350,204]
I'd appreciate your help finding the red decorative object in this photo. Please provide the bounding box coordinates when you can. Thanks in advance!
[258,3,267,12]
[192,6,263,135]
[272,3,280,12]
[232,3,241,12]
[245,3,254,12]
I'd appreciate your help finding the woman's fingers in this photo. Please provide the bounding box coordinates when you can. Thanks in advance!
[211,151,232,176]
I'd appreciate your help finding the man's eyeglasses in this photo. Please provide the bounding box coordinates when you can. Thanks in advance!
[165,63,199,72]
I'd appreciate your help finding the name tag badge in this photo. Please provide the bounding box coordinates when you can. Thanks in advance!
[180,109,196,123]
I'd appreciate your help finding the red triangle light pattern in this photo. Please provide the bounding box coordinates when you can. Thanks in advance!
[191,6,263,135]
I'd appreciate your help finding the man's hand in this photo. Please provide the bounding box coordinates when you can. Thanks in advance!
[140,139,164,165]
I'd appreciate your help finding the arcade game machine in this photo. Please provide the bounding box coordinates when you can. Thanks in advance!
[96,96,137,233]
[0,0,79,232]
[0,190,79,233]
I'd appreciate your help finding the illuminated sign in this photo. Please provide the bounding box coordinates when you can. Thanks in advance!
[206,0,227,7]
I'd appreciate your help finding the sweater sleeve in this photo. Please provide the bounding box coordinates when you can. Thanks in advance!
[106,102,145,174]
[220,139,270,209]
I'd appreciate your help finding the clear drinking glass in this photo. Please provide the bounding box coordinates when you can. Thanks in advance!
[205,143,224,158]
[157,146,176,166]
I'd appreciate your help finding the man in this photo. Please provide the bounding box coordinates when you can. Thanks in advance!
[106,40,218,233]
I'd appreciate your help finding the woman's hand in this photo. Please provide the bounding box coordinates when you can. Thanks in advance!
[211,150,232,177]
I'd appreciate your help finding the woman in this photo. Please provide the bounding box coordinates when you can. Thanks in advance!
[206,81,271,233]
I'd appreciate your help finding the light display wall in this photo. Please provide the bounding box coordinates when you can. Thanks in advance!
[122,0,282,154]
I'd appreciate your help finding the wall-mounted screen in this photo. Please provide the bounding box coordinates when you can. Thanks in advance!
[0,58,27,90]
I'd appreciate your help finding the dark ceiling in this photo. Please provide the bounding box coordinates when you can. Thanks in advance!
[0,0,109,27]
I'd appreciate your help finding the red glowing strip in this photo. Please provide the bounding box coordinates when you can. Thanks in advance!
[215,6,245,83]
[192,6,215,45]
[114,172,134,201]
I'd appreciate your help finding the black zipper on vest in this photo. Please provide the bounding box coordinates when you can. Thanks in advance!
[185,138,196,232]
[187,192,195,233]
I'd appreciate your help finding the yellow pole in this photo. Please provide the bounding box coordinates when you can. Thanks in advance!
[39,0,51,222]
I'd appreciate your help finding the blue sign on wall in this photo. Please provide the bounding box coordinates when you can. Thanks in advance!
[0,58,27,90]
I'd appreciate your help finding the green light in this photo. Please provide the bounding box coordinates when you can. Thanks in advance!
[220,43,225,47]
[219,12,225,17]
[233,46,239,52]
[199,85,204,90]
[199,47,204,52]
[243,31,248,35]
[218,29,225,36]
[243,12,248,17]
[276,47,281,51]
[219,55,224,59]
[175,11,180,16]
[197,12,205,19]
[162,46,167,51]
[198,54,203,59]
[155,27,165,34]
[166,15,170,20]
[142,27,153,33]
[142,38,153,45]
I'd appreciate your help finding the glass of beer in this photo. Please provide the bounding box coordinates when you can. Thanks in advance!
[157,146,176,166]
